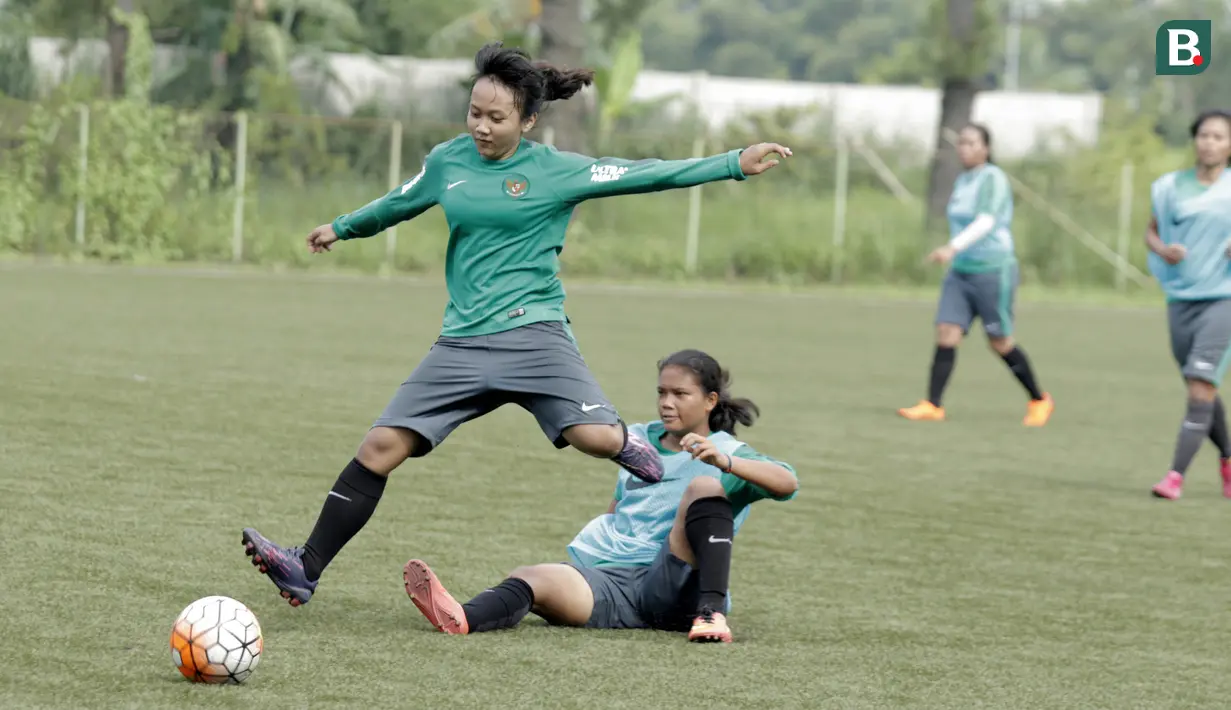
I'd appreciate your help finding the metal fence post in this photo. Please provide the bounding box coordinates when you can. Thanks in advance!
[74,104,89,248]
[231,111,248,263]
[831,136,849,283]
[385,119,403,274]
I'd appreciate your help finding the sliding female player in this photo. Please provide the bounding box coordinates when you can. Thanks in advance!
[1147,110,1231,500]
[240,43,792,607]
[401,350,798,643]
[898,123,1054,425]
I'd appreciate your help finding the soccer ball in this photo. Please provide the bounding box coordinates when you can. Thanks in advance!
[170,595,263,684]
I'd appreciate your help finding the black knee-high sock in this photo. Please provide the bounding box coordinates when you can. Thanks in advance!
[928,346,957,406]
[461,578,535,633]
[1171,399,1216,476]
[1211,397,1231,460]
[684,496,735,614]
[1000,346,1044,401]
[302,459,388,581]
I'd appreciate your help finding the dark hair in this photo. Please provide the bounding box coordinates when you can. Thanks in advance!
[964,123,993,163]
[658,349,760,435]
[472,42,595,119]
[1190,110,1231,166]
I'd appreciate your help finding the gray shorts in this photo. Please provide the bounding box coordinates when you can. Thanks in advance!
[374,320,620,455]
[564,543,699,632]
[936,262,1019,337]
[1168,298,1231,386]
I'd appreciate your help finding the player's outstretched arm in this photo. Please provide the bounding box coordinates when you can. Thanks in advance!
[306,150,445,253]
[554,142,791,204]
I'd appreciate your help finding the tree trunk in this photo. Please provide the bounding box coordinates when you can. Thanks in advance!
[926,77,978,229]
[537,0,589,154]
[925,0,984,231]
[106,0,134,98]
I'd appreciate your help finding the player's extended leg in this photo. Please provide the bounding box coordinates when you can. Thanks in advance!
[665,477,736,643]
[1153,300,1231,499]
[403,560,594,635]
[979,262,1053,426]
[494,321,663,482]
[901,271,972,421]
[243,426,421,606]
[243,338,497,606]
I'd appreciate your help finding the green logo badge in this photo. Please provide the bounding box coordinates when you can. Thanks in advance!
[1156,20,1211,75]
[503,174,530,198]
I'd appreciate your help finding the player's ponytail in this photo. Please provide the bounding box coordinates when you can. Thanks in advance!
[658,349,761,435]
[535,63,595,102]
[472,42,594,119]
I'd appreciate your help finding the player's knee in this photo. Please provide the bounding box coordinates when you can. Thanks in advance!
[507,564,549,591]
[936,324,963,348]
[355,426,417,474]
[683,476,726,504]
[988,336,1015,355]
[562,423,622,457]
[1187,378,1218,402]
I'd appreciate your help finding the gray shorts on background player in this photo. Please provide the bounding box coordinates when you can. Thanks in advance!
[565,542,701,632]
[1168,298,1231,386]
[936,262,1019,337]
[374,320,621,455]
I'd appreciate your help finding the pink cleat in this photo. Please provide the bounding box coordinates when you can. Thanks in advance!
[1152,471,1184,500]
[1221,459,1231,499]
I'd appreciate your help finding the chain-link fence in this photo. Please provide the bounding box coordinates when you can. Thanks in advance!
[0,97,1167,290]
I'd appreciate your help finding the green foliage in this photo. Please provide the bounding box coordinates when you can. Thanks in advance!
[925,0,996,80]
[110,5,154,100]
[0,6,38,100]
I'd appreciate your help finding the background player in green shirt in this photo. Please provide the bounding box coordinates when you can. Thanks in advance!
[1146,110,1231,500]
[241,43,793,608]
[898,124,1054,426]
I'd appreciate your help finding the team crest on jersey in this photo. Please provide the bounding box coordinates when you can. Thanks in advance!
[503,173,530,198]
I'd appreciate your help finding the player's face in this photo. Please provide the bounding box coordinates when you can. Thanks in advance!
[956,127,988,169]
[657,365,718,435]
[467,77,536,160]
[1194,117,1231,169]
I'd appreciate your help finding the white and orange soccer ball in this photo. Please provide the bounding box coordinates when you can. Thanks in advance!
[170,595,263,684]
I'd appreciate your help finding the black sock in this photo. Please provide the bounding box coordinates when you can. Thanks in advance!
[684,496,734,613]
[461,578,535,633]
[928,346,957,406]
[302,459,388,581]
[1171,399,1216,476]
[1000,346,1044,401]
[1211,397,1231,460]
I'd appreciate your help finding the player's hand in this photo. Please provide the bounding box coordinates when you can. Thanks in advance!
[307,224,339,254]
[1159,244,1186,265]
[926,245,956,265]
[681,433,733,472]
[739,143,792,176]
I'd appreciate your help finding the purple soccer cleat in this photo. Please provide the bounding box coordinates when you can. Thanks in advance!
[613,431,664,483]
[241,528,317,607]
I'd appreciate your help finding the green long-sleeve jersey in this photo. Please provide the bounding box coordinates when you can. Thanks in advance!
[332,134,747,337]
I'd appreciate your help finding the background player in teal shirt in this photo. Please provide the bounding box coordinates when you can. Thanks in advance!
[898,124,1054,426]
[241,43,792,608]
[1147,110,1231,500]
[401,350,797,643]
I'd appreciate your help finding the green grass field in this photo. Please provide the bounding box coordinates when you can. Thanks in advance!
[4,264,1231,709]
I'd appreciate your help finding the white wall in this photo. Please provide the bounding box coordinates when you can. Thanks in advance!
[27,38,1103,159]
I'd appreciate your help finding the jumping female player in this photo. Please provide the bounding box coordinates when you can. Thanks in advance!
[897,123,1054,425]
[401,349,798,643]
[1147,110,1231,500]
[241,43,792,606]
